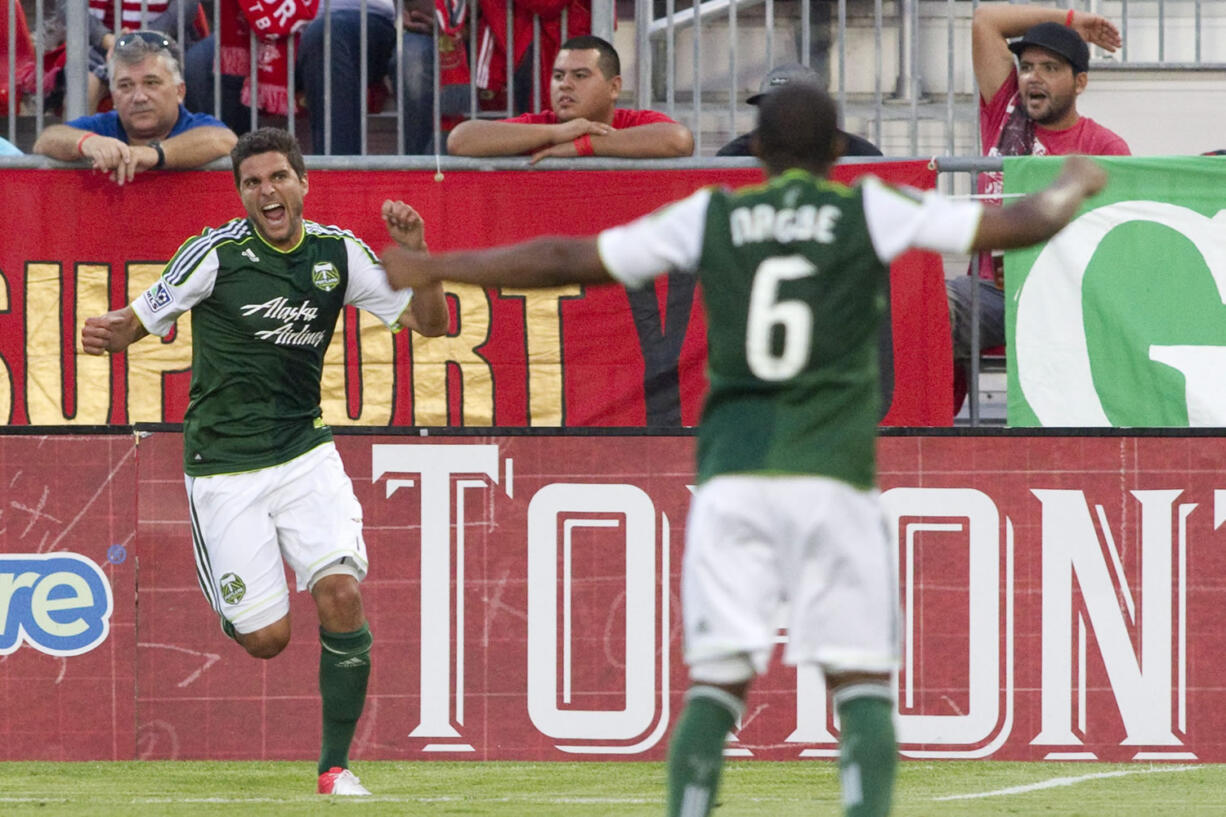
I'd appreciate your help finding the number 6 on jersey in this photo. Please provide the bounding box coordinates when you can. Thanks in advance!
[745,255,818,380]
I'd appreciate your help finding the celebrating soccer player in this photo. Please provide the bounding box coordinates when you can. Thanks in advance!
[379,83,1106,816]
[80,127,449,796]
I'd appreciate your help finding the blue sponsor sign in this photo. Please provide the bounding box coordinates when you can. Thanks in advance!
[0,553,114,656]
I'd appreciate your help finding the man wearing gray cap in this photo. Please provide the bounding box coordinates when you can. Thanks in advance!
[717,63,881,158]
[948,3,1130,412]
[720,63,894,419]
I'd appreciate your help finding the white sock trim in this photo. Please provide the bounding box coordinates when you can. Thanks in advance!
[686,684,746,720]
[680,784,711,817]
[832,681,894,709]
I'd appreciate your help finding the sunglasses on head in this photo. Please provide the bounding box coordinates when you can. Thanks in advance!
[115,31,174,51]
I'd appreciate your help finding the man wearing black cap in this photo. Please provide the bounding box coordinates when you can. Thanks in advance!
[948,3,1130,413]
[717,63,882,158]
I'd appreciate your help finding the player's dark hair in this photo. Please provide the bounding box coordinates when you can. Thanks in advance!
[230,127,307,188]
[559,35,620,79]
[754,84,840,176]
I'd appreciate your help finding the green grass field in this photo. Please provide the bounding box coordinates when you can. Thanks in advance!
[1,760,1223,816]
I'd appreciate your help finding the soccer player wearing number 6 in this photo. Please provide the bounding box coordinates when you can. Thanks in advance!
[80,128,449,796]
[380,84,1107,817]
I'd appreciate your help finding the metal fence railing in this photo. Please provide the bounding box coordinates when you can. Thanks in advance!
[5,1,1225,157]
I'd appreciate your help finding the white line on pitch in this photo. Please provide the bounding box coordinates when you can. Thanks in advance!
[933,764,1198,801]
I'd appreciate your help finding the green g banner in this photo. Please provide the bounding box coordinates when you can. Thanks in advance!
[1004,156,1226,427]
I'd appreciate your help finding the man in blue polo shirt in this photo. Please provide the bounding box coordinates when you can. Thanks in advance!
[34,31,236,185]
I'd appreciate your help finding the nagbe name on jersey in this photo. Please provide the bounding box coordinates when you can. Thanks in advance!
[729,203,842,247]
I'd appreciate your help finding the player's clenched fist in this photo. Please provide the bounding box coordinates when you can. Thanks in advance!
[381,200,427,251]
[81,307,147,355]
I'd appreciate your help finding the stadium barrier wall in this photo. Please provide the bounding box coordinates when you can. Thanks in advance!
[3,427,1225,763]
[0,163,954,430]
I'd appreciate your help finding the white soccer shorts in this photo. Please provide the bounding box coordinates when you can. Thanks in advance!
[683,474,900,680]
[185,442,369,634]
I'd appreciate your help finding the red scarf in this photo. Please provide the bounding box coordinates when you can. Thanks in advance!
[87,0,171,28]
[219,0,318,115]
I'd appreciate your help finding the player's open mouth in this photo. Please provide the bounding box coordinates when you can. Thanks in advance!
[262,203,286,225]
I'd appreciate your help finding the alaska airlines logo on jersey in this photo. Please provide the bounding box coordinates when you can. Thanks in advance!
[144,281,174,313]
[730,203,841,246]
[0,553,114,656]
[241,297,319,322]
[242,297,328,347]
[312,261,340,292]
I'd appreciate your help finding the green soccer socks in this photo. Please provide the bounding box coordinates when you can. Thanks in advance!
[667,685,744,817]
[317,624,373,775]
[834,683,897,817]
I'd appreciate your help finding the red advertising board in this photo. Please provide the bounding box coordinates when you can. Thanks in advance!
[0,432,137,760]
[4,430,1226,762]
[0,164,952,430]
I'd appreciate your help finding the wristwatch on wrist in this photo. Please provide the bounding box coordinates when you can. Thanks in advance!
[149,140,166,170]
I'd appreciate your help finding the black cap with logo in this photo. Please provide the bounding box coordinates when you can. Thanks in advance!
[746,63,822,106]
[1008,21,1091,74]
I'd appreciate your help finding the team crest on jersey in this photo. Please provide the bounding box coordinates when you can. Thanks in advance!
[219,573,246,605]
[312,261,340,292]
[144,281,173,312]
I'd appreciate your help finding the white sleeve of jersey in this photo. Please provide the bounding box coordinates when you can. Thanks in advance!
[861,176,984,263]
[596,187,713,289]
[343,236,414,329]
[130,243,220,338]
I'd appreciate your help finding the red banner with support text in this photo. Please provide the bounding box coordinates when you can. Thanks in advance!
[0,163,952,429]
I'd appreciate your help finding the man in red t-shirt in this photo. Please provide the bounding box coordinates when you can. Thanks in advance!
[447,35,693,162]
[949,3,1130,412]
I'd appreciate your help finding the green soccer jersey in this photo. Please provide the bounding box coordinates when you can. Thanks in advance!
[597,169,982,489]
[131,218,412,476]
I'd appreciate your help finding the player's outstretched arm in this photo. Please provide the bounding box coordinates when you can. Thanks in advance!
[382,236,613,292]
[971,156,1108,252]
[81,306,149,355]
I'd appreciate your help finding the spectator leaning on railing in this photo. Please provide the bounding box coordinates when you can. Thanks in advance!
[52,0,207,114]
[446,35,693,162]
[948,2,1130,412]
[33,31,237,184]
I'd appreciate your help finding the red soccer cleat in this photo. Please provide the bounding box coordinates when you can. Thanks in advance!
[317,767,371,796]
